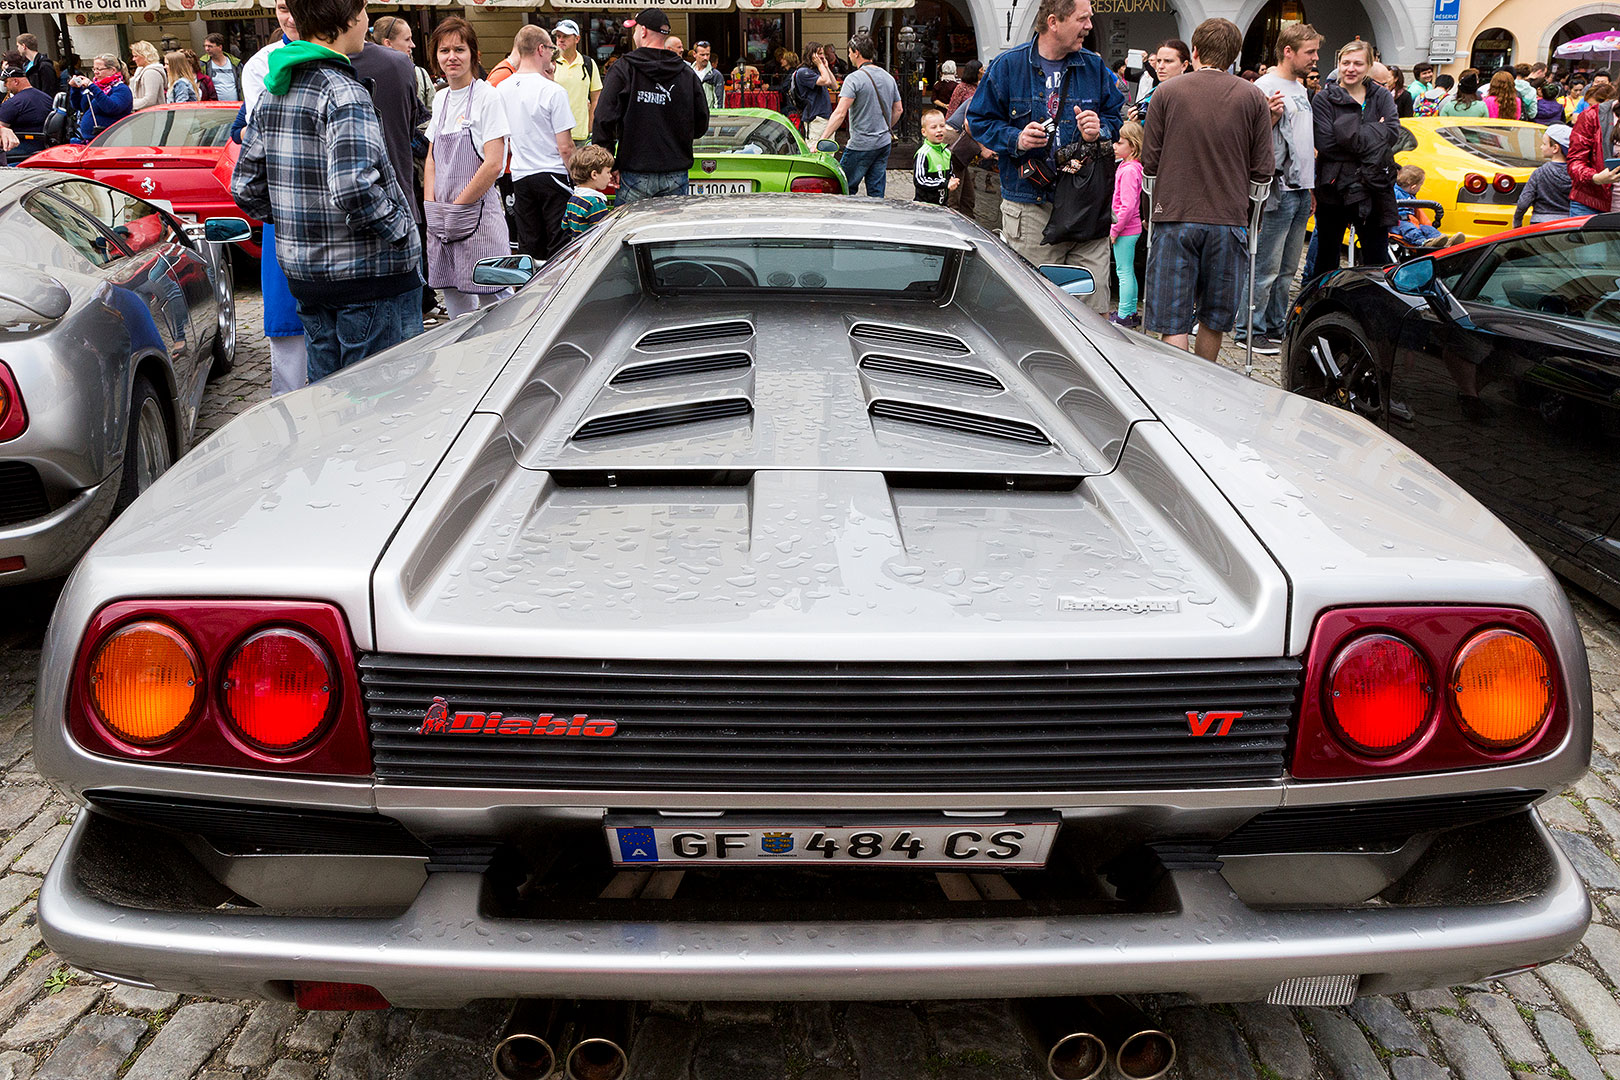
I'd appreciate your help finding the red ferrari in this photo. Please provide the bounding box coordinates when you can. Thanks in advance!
[22,103,261,257]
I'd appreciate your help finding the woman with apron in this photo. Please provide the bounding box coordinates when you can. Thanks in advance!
[424,16,512,320]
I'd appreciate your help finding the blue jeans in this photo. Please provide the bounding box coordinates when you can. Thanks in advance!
[299,289,422,384]
[618,170,690,204]
[1572,198,1605,216]
[840,144,889,197]
[1236,187,1312,340]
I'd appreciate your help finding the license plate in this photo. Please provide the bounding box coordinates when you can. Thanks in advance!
[691,181,753,195]
[604,817,1058,868]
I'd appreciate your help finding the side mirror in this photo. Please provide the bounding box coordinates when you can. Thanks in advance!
[816,139,839,153]
[1039,264,1095,297]
[1388,257,1436,295]
[204,217,252,244]
[472,254,536,287]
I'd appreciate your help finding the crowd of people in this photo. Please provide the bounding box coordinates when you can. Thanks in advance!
[0,0,1604,389]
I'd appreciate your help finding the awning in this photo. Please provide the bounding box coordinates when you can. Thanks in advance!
[168,0,257,11]
[0,0,154,12]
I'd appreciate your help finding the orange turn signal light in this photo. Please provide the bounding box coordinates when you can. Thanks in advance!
[86,621,202,745]
[1450,628,1552,748]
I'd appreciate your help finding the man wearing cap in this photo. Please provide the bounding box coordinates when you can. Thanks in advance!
[592,8,708,204]
[553,19,602,147]
[0,54,53,160]
[1515,123,1574,227]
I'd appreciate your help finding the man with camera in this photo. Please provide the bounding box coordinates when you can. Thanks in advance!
[967,0,1123,315]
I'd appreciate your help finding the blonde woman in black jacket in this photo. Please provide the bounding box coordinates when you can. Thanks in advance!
[1311,39,1399,280]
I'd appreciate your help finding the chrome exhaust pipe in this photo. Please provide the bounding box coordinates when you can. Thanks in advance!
[1087,997,1176,1080]
[492,1000,561,1080]
[1017,999,1108,1080]
[562,1001,630,1080]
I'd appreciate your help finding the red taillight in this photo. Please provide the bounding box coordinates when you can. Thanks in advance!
[789,176,842,194]
[1493,173,1517,194]
[293,982,390,1010]
[221,629,336,752]
[1293,607,1568,779]
[68,600,371,774]
[1463,173,1490,195]
[0,362,26,442]
[1324,634,1433,755]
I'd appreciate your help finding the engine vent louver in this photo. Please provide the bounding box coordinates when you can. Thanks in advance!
[574,397,752,441]
[860,354,1004,391]
[870,400,1050,446]
[636,320,754,350]
[611,352,752,386]
[850,322,971,354]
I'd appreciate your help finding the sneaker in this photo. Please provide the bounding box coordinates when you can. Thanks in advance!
[1446,231,1467,247]
[1250,335,1283,355]
[1109,313,1142,330]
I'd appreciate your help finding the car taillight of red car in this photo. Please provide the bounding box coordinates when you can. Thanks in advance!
[1293,606,1566,779]
[67,599,372,774]
[789,176,843,194]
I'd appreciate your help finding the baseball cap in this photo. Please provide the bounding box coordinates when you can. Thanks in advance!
[623,7,670,33]
[553,19,580,37]
[1546,123,1573,150]
[0,65,24,79]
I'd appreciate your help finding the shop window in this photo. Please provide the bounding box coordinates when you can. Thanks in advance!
[1469,27,1514,73]
[587,16,633,70]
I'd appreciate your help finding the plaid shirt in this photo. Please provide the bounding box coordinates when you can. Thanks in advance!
[231,57,420,300]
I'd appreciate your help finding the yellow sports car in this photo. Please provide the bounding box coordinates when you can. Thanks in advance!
[1393,117,1546,240]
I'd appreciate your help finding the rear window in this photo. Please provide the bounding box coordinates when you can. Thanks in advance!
[693,116,800,156]
[642,239,954,298]
[1436,125,1542,169]
[94,107,235,150]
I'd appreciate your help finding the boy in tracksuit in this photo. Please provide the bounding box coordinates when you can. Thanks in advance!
[913,108,959,206]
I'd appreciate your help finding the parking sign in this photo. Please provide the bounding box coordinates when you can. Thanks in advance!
[1433,0,1459,22]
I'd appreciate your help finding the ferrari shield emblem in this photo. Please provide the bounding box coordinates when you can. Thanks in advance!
[701,160,717,174]
[761,832,794,855]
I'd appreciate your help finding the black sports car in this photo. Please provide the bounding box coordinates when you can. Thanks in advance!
[1284,212,1620,607]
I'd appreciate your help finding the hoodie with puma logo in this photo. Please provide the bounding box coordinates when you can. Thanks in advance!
[593,45,709,173]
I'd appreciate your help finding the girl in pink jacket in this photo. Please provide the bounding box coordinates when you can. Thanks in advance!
[1110,121,1145,329]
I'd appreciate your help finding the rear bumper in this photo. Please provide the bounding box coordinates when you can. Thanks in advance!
[0,474,117,584]
[39,808,1590,1006]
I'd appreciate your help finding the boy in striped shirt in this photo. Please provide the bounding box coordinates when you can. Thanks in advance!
[564,144,616,237]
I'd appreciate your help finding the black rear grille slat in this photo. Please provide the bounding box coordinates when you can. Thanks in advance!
[869,400,1050,446]
[850,322,970,354]
[1218,790,1541,854]
[573,397,751,440]
[636,320,753,349]
[363,655,1302,791]
[612,352,752,385]
[859,354,1004,391]
[0,462,51,526]
[84,790,429,856]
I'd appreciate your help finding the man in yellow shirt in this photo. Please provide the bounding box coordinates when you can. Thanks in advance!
[552,19,602,145]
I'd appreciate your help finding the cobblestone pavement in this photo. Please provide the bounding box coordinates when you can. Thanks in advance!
[2,224,1620,1080]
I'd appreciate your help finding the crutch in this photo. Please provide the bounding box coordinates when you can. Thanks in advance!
[1243,178,1272,378]
[1140,174,1155,332]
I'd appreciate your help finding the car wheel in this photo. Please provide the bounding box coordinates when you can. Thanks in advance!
[113,376,173,515]
[1286,312,1389,427]
[209,252,236,380]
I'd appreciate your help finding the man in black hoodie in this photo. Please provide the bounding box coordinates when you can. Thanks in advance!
[592,7,708,204]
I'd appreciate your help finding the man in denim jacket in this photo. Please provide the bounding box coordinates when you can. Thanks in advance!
[967,0,1122,314]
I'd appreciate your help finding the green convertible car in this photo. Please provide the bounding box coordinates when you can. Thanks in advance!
[686,108,847,196]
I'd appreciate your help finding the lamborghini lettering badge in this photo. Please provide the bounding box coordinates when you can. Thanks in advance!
[418,696,618,737]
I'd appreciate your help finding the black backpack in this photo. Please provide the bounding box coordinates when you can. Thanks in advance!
[780,67,807,113]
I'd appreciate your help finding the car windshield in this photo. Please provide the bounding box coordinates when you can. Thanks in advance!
[93,107,235,150]
[643,239,953,297]
[1437,125,1542,169]
[693,116,800,156]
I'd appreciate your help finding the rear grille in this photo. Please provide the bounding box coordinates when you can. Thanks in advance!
[362,656,1303,791]
[85,790,429,856]
[573,397,752,440]
[1217,789,1541,854]
[870,400,1049,445]
[637,320,753,350]
[611,352,752,385]
[859,354,1004,391]
[0,462,51,526]
[850,322,970,354]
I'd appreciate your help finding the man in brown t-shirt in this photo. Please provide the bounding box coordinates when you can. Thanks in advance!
[1141,18,1274,361]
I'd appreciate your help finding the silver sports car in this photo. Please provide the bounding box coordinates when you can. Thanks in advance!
[0,169,236,585]
[32,199,1592,1020]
